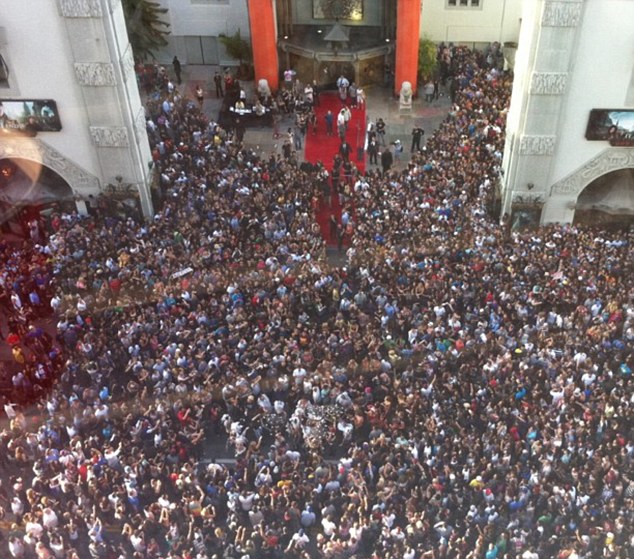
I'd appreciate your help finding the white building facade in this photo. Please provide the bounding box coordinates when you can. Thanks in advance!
[1,0,632,225]
[501,0,634,225]
[421,0,521,48]
[0,0,154,217]
[149,0,249,66]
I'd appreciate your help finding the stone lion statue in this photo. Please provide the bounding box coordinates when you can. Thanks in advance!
[400,81,413,107]
[257,78,272,99]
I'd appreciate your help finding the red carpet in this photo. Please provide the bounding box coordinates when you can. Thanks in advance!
[305,93,366,246]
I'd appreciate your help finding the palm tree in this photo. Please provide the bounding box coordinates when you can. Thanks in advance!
[122,0,170,61]
[218,30,253,79]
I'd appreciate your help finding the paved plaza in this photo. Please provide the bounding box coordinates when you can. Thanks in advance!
[181,65,452,170]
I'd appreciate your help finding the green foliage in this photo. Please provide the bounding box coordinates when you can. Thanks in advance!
[219,30,252,66]
[418,36,438,82]
[122,0,170,61]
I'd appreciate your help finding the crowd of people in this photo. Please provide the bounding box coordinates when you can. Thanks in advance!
[0,45,632,559]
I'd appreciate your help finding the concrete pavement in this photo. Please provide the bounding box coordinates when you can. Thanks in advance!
[179,64,452,169]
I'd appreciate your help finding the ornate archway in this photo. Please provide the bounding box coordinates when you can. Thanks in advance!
[0,156,78,237]
[550,148,634,197]
[0,137,99,195]
[542,148,634,224]
[573,168,634,227]
[0,158,74,205]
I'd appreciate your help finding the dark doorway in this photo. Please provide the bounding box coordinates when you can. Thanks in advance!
[573,168,634,229]
[0,158,75,239]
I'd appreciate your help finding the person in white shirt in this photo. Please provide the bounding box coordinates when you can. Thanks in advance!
[286,529,310,552]
[238,491,256,511]
[292,366,307,385]
[25,518,43,539]
[322,515,337,538]
[357,87,365,108]
[42,507,59,530]
[10,292,22,310]
[9,536,24,558]
[104,443,123,469]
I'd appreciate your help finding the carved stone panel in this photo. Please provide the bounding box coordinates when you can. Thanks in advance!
[133,107,147,142]
[0,137,99,191]
[90,126,129,147]
[530,72,568,95]
[519,135,556,155]
[74,63,116,86]
[551,148,634,196]
[542,1,582,27]
[59,0,103,17]
[120,46,135,83]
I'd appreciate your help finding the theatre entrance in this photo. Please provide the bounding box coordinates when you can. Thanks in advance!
[0,158,75,239]
[573,168,634,229]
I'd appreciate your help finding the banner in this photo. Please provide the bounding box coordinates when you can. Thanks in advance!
[0,99,62,136]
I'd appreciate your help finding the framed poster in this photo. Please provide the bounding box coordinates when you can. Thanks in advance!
[313,0,363,20]
[0,99,62,136]
[585,109,634,146]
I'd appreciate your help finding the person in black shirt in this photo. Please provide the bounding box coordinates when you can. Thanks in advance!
[339,141,352,162]
[381,149,393,175]
[411,126,425,152]
[375,118,386,146]
[367,139,378,165]
[312,80,321,107]
[331,155,342,190]
[172,56,182,85]
[214,71,224,98]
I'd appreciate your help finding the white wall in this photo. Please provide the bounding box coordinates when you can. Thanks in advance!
[150,0,250,65]
[501,0,634,224]
[501,0,542,185]
[548,0,634,186]
[1,0,155,216]
[152,1,525,64]
[421,0,522,44]
[0,0,102,181]
[157,1,524,56]
[159,0,250,37]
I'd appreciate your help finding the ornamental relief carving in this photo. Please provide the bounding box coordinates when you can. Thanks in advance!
[551,148,634,196]
[74,63,116,86]
[90,126,129,147]
[519,135,556,155]
[120,46,135,83]
[59,0,103,17]
[530,72,568,95]
[0,137,99,190]
[542,2,582,27]
[134,107,148,141]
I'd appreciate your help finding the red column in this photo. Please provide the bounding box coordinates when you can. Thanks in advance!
[248,0,279,92]
[395,0,421,96]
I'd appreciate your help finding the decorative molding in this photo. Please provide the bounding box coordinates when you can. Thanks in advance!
[120,46,135,83]
[90,126,129,147]
[133,107,147,141]
[551,148,634,195]
[519,135,556,155]
[0,137,99,191]
[530,72,568,95]
[512,193,545,206]
[542,1,582,27]
[59,0,103,17]
[74,63,116,86]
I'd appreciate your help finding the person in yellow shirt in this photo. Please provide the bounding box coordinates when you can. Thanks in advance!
[12,345,26,365]
[469,475,485,489]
